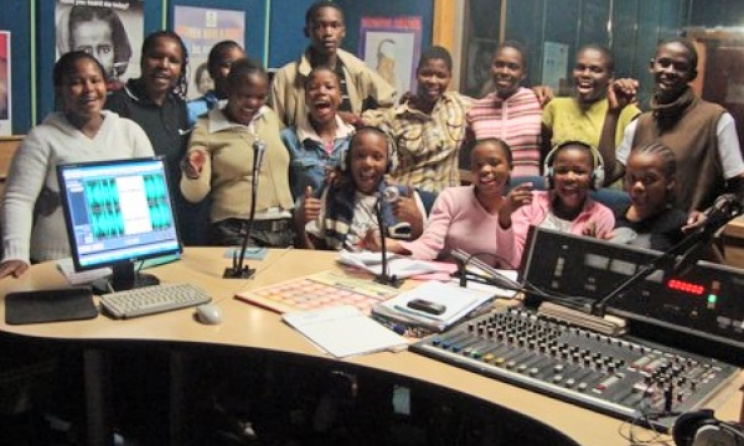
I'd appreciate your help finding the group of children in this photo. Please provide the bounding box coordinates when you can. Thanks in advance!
[1,0,713,281]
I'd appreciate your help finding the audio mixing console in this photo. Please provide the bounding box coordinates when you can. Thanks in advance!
[410,307,739,431]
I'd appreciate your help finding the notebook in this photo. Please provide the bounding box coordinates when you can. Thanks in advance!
[282,305,408,358]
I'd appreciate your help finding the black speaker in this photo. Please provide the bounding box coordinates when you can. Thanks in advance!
[673,409,744,446]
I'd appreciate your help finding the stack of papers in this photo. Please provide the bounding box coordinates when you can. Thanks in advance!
[283,305,408,358]
[373,281,496,332]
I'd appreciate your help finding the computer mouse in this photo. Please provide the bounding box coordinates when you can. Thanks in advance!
[195,304,223,325]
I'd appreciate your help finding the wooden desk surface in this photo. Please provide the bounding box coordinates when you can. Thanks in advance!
[0,248,741,446]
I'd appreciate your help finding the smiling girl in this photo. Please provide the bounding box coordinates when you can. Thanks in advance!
[104,31,208,244]
[466,41,543,177]
[0,52,153,278]
[282,66,354,200]
[181,58,294,247]
[364,46,469,193]
[509,141,615,266]
[297,126,426,250]
[543,44,640,183]
[374,138,530,267]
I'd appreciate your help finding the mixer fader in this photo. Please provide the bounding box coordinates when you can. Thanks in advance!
[410,307,739,431]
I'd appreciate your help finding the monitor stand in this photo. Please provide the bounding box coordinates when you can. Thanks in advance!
[91,261,160,294]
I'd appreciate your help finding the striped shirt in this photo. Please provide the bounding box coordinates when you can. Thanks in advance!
[466,87,543,177]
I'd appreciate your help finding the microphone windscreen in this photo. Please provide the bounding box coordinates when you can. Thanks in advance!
[252,140,267,170]
[383,186,400,203]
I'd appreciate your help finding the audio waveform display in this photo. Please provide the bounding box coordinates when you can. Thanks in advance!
[83,173,174,240]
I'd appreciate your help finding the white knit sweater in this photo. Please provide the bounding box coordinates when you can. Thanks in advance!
[2,111,154,263]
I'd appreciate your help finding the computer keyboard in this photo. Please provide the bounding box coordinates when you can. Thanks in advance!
[100,283,211,319]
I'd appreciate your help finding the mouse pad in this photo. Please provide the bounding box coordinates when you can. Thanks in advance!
[5,287,99,325]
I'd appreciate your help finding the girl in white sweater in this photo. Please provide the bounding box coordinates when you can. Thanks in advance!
[0,51,152,278]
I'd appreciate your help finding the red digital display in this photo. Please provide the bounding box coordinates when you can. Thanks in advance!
[666,279,705,295]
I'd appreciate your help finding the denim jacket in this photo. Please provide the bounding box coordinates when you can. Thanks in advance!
[280,117,354,200]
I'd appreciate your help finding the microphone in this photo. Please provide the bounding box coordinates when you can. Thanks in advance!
[671,193,742,277]
[382,186,400,203]
[701,193,742,231]
[373,190,403,288]
[252,140,267,188]
[591,193,743,316]
[224,139,267,278]
[383,186,413,239]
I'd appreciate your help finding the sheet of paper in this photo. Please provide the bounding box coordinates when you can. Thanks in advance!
[283,305,408,358]
[337,250,440,279]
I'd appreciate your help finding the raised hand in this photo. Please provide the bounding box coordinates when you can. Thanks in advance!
[504,183,534,214]
[607,78,638,111]
[393,187,420,224]
[302,186,322,224]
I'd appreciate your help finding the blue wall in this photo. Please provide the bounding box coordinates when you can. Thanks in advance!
[267,0,317,68]
[0,0,32,134]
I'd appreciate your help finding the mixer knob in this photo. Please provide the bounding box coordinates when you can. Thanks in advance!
[518,364,528,373]
[529,367,539,376]
[577,383,588,392]
[565,378,576,388]
[553,374,563,383]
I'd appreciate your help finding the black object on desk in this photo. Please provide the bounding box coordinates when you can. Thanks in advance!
[5,287,98,325]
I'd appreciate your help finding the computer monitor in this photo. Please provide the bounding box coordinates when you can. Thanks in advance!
[57,156,182,292]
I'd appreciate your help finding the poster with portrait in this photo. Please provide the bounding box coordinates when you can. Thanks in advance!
[55,0,144,92]
[0,31,10,136]
[174,6,245,100]
[359,16,422,96]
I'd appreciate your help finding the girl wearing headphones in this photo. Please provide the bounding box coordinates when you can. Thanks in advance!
[509,141,615,266]
[296,126,426,250]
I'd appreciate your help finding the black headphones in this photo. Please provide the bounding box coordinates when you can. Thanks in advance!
[340,126,396,174]
[543,140,605,189]
[673,409,744,446]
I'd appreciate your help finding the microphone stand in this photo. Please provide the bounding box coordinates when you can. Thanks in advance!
[224,140,265,278]
[591,200,742,317]
[373,194,403,288]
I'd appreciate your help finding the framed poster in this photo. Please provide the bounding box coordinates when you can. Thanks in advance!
[55,0,145,92]
[174,6,245,100]
[359,16,422,95]
[0,31,10,136]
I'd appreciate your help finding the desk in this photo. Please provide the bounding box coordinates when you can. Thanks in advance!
[0,248,741,446]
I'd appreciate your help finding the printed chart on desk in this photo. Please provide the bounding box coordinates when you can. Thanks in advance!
[235,271,399,314]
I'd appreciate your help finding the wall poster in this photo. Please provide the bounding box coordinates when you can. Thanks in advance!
[359,16,422,96]
[55,0,145,92]
[541,41,570,94]
[0,31,10,136]
[174,6,245,100]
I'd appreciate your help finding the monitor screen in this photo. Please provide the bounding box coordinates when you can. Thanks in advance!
[57,156,182,290]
